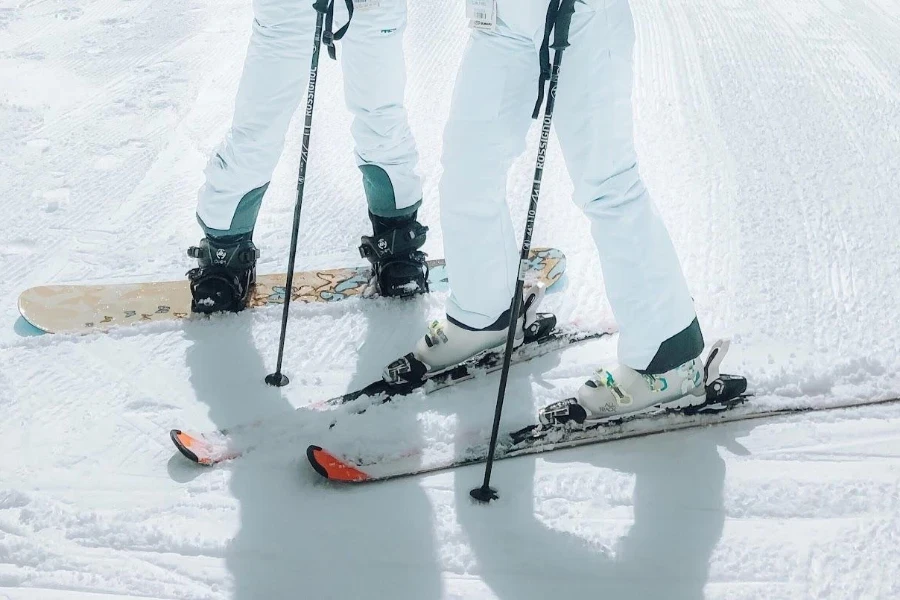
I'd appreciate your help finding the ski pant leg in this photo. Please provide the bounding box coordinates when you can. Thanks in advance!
[196,0,316,236]
[339,0,423,217]
[553,0,700,371]
[440,15,543,329]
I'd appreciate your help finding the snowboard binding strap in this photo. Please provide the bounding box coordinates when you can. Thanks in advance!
[358,220,428,263]
[359,217,430,298]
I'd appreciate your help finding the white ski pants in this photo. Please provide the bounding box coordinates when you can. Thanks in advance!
[441,0,698,370]
[196,0,422,234]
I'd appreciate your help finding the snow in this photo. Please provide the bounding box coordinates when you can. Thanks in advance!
[2,0,900,598]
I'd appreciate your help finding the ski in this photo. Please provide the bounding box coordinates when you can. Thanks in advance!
[306,374,900,485]
[170,319,614,465]
[304,339,745,482]
[305,338,874,484]
[305,371,750,484]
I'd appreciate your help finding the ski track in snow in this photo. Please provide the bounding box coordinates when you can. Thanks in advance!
[2,0,900,598]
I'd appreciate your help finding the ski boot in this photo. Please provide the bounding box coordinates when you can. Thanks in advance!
[358,210,429,298]
[186,232,259,314]
[543,357,706,426]
[539,326,730,427]
[382,282,556,385]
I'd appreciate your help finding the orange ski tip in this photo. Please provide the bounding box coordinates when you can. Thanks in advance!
[170,429,213,465]
[307,445,370,482]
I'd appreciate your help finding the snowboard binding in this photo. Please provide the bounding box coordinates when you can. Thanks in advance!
[186,233,259,314]
[359,210,429,298]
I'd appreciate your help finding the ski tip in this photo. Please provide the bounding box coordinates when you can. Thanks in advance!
[170,429,210,465]
[306,445,371,482]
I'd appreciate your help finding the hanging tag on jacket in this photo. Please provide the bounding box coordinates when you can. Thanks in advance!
[354,0,379,10]
[466,0,496,31]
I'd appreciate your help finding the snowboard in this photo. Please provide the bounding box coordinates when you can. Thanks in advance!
[17,247,567,334]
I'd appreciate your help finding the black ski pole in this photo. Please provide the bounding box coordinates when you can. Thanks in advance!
[470,0,577,503]
[266,1,329,387]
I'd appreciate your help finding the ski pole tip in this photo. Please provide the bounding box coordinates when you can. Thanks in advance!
[265,372,290,387]
[470,485,499,503]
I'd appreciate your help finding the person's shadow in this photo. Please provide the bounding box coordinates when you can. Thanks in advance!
[168,292,443,599]
[452,373,735,600]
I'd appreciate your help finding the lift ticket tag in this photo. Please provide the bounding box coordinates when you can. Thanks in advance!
[467,0,496,31]
[353,0,379,10]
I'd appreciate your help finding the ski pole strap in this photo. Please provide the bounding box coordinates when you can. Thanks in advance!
[313,0,355,60]
[531,0,577,119]
[531,0,560,119]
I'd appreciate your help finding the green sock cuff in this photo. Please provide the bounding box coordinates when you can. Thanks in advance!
[360,164,420,218]
[198,182,269,237]
[640,317,705,375]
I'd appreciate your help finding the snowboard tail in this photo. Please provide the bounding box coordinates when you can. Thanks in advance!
[17,247,566,334]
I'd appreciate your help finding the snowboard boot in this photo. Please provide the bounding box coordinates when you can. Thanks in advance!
[382,282,555,385]
[358,210,429,298]
[539,319,708,426]
[186,232,259,314]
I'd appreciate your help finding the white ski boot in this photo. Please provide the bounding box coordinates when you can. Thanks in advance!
[539,340,734,426]
[383,283,551,385]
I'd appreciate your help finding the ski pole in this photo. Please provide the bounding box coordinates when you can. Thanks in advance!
[470,0,578,503]
[266,1,329,387]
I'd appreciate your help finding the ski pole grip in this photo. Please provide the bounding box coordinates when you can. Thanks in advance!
[312,0,328,13]
[551,0,577,49]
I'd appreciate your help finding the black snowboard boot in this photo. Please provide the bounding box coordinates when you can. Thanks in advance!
[186,232,259,314]
[358,210,429,298]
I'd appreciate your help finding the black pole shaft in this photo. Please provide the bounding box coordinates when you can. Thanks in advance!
[266,9,326,387]
[470,45,567,503]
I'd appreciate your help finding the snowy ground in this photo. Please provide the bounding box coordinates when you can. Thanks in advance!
[2,0,900,598]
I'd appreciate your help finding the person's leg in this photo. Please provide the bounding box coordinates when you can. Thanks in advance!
[406,3,550,373]
[340,0,429,296]
[550,0,704,419]
[340,0,422,217]
[196,0,316,236]
[554,0,701,372]
[189,0,316,313]
[439,20,541,330]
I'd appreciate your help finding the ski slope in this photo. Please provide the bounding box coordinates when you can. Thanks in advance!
[2,0,900,597]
